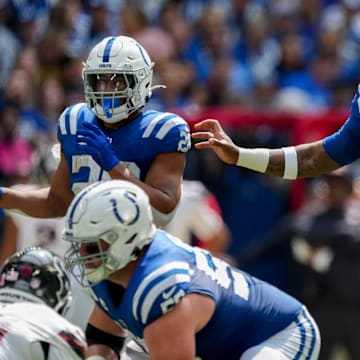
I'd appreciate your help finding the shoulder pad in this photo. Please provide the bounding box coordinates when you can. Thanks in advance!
[57,103,93,136]
[142,112,189,140]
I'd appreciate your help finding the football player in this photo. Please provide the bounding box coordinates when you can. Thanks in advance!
[0,247,86,359]
[63,180,321,360]
[0,35,190,227]
[0,35,191,350]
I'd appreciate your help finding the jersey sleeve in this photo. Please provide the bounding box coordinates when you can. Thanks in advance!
[323,116,360,165]
[323,88,360,165]
[131,261,191,327]
[56,103,90,144]
[141,112,191,154]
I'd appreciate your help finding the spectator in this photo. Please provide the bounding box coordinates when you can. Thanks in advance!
[120,5,176,64]
[0,102,34,186]
[291,169,360,360]
[3,142,67,259]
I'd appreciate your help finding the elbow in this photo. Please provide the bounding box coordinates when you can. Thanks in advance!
[151,205,178,228]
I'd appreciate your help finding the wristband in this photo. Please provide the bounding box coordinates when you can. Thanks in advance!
[86,356,106,360]
[236,148,270,173]
[86,323,125,355]
[282,146,298,179]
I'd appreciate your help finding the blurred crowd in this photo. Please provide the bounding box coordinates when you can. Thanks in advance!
[0,0,359,260]
[1,1,360,358]
[0,0,359,184]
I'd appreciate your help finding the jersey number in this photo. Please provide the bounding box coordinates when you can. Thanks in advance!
[71,155,140,193]
[195,249,249,301]
[177,130,191,152]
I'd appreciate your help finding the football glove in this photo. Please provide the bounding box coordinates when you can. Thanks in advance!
[76,122,120,171]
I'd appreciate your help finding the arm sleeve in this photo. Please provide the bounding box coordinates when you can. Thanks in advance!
[323,116,360,165]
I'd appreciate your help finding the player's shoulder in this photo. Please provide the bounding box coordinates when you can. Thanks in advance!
[57,103,95,136]
[5,302,60,321]
[21,303,86,343]
[142,109,188,125]
[130,237,192,325]
[1,303,62,330]
[137,110,191,153]
[140,110,190,138]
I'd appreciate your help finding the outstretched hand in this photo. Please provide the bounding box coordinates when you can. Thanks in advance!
[77,122,120,171]
[191,119,239,165]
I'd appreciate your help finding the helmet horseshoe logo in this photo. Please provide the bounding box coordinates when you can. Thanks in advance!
[110,191,140,225]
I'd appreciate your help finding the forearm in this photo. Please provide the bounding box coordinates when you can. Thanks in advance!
[109,164,178,214]
[86,308,127,360]
[1,187,67,218]
[262,142,339,178]
[237,140,340,179]
[294,141,340,178]
[109,152,185,215]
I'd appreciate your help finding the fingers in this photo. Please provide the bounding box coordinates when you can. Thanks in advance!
[76,143,96,156]
[191,131,214,140]
[194,141,211,149]
[83,121,100,132]
[193,119,222,131]
[194,138,219,149]
[77,136,97,147]
[82,121,104,136]
[76,129,97,140]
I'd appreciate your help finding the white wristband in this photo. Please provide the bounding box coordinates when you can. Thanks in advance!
[282,146,298,179]
[86,356,106,360]
[236,148,270,173]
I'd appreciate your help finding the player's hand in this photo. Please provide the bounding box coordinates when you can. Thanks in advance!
[350,84,360,119]
[191,119,239,165]
[76,122,120,171]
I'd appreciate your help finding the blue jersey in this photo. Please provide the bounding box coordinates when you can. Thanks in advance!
[57,103,191,194]
[90,230,303,360]
[323,88,360,165]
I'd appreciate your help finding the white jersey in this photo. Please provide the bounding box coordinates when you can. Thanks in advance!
[7,184,68,256]
[0,302,86,360]
[165,180,223,244]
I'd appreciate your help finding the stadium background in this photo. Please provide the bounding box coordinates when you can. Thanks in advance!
[0,1,359,359]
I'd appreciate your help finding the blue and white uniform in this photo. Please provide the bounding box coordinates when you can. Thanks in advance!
[57,104,191,195]
[57,105,190,332]
[90,230,320,360]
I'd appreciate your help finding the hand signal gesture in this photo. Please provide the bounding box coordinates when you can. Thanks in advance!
[191,119,239,165]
